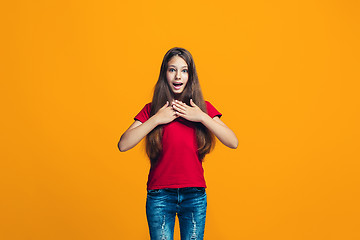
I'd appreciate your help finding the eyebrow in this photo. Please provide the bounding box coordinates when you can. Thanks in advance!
[168,65,188,68]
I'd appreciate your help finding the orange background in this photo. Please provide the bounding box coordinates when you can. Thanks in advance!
[1,0,359,239]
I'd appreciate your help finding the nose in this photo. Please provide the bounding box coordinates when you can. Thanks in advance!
[175,70,181,79]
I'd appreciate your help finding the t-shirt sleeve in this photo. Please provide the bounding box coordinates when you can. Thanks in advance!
[205,101,222,118]
[134,103,151,123]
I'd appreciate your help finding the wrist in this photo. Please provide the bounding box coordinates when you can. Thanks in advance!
[150,114,160,127]
[200,112,210,124]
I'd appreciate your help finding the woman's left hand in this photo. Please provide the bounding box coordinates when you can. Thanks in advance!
[172,99,207,122]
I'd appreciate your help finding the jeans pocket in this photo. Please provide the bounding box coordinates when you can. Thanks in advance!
[193,187,206,194]
[147,189,162,196]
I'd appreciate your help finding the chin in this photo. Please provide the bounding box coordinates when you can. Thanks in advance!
[172,88,184,95]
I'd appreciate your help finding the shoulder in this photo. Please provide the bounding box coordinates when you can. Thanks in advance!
[137,102,152,112]
[142,102,152,114]
[204,100,222,118]
[140,102,151,110]
[144,102,152,109]
[134,102,152,123]
[204,100,215,109]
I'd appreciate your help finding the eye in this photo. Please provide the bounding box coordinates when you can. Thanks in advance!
[169,68,175,72]
[182,69,188,73]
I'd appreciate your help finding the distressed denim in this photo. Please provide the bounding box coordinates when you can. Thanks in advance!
[146,187,207,240]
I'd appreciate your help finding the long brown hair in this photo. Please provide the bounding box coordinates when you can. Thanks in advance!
[146,47,215,165]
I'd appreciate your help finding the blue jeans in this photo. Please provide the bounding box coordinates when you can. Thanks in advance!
[146,187,207,240]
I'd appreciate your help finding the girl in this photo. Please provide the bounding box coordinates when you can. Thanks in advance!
[118,47,238,240]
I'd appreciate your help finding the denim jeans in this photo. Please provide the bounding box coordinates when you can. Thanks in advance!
[146,187,207,240]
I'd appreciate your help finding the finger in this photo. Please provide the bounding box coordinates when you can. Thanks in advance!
[175,100,189,109]
[173,104,186,114]
[180,102,189,107]
[173,102,187,112]
[175,100,186,105]
[171,109,178,115]
[190,99,196,107]
[161,101,169,109]
[175,111,185,117]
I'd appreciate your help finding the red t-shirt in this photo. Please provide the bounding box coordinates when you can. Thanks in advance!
[134,101,222,190]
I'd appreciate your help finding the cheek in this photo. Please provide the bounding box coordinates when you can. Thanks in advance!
[166,72,173,81]
[183,75,189,85]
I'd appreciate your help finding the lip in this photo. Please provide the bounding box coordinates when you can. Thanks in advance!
[172,82,183,90]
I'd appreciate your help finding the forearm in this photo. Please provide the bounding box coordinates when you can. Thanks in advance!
[201,114,238,149]
[118,116,159,152]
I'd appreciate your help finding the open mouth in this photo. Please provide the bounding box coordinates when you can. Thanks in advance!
[173,82,183,90]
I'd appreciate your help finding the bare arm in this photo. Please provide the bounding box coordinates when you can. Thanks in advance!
[118,117,157,152]
[118,101,178,152]
[200,115,238,149]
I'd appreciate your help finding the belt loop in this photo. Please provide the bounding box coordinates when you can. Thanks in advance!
[177,188,180,204]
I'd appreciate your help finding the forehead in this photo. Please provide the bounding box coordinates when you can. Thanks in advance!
[167,55,188,67]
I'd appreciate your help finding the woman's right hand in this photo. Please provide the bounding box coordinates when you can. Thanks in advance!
[118,101,178,152]
[154,101,178,125]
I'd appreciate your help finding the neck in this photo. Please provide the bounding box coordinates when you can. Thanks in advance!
[172,93,181,101]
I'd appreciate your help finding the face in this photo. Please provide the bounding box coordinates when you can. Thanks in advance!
[166,55,189,96]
